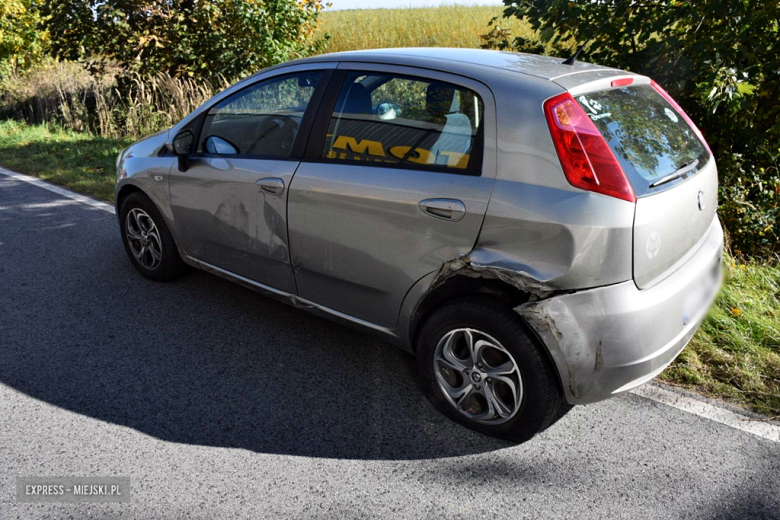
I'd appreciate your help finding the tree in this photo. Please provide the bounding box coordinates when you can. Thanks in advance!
[43,0,327,80]
[484,0,780,260]
[0,0,47,77]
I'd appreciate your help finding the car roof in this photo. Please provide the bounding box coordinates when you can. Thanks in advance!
[287,47,620,82]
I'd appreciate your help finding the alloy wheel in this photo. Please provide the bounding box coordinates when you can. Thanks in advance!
[125,208,163,271]
[433,328,522,424]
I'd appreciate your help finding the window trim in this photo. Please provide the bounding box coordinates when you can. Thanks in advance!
[304,68,486,177]
[183,69,334,162]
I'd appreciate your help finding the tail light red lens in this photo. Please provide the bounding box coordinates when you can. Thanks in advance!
[650,80,712,154]
[543,92,636,203]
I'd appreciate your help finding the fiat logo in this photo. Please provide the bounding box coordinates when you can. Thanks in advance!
[697,191,706,211]
[646,231,661,260]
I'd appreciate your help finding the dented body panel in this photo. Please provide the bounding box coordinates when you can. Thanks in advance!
[286,63,499,328]
[115,48,724,409]
[517,217,723,403]
[169,158,299,294]
[114,129,176,232]
[474,185,635,291]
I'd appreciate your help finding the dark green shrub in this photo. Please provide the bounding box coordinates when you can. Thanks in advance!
[42,0,327,80]
[484,0,780,260]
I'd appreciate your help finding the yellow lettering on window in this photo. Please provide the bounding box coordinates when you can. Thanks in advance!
[332,136,385,157]
[438,151,471,169]
[389,146,434,165]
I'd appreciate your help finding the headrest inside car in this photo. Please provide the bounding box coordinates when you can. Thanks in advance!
[426,83,456,119]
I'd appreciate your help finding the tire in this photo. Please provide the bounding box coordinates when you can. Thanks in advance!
[416,297,571,443]
[119,191,187,282]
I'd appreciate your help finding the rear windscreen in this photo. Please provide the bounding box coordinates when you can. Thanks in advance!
[575,84,709,196]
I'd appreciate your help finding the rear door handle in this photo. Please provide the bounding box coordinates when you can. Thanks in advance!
[257,177,285,196]
[418,198,466,222]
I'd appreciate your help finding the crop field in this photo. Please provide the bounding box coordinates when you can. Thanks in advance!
[317,5,538,53]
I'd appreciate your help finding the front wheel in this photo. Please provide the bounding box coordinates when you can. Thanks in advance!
[417,297,571,443]
[119,191,187,282]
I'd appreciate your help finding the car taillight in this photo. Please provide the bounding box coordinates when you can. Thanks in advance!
[650,80,712,155]
[543,92,636,203]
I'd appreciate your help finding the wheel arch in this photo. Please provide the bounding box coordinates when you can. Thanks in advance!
[409,275,533,348]
[115,184,144,214]
[408,274,566,398]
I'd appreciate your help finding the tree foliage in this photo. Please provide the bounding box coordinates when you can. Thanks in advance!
[43,0,327,80]
[0,0,48,77]
[485,0,780,260]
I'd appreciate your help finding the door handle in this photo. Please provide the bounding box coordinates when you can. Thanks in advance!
[257,177,285,196]
[418,198,466,222]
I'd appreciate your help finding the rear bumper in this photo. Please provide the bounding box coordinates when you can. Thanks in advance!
[517,217,724,405]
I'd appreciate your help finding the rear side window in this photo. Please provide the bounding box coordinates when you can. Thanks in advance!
[321,72,484,174]
[576,84,709,195]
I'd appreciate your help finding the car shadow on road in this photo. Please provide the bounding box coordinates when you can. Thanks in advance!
[0,215,513,460]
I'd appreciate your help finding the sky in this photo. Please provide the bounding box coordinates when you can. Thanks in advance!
[326,0,504,10]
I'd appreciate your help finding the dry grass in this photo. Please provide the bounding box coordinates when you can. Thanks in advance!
[316,5,536,54]
[0,60,227,139]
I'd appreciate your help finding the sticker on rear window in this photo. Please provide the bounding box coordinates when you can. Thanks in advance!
[578,95,611,120]
[664,107,679,123]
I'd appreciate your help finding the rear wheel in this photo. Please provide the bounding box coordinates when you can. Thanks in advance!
[417,297,571,442]
[119,191,187,281]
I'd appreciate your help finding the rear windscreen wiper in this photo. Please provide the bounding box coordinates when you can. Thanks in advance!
[649,159,700,188]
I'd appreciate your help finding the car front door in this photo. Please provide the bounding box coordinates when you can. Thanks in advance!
[287,64,497,328]
[169,66,332,294]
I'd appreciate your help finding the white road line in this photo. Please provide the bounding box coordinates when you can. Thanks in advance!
[2,166,779,442]
[631,384,780,442]
[0,167,115,214]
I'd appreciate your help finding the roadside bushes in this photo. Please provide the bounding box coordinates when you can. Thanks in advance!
[0,0,328,139]
[484,0,780,261]
[42,0,327,81]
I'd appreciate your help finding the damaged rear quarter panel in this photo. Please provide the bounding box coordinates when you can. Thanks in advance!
[475,181,635,290]
[515,297,597,402]
[418,167,635,401]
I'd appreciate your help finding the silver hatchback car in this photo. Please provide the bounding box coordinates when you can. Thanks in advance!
[115,48,723,442]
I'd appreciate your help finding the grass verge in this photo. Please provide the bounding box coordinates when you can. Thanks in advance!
[0,120,132,202]
[662,258,779,417]
[1,119,778,417]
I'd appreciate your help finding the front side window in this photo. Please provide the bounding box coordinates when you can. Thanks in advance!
[321,72,484,173]
[199,72,322,157]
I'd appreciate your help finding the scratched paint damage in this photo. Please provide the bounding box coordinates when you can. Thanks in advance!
[430,248,598,401]
[429,249,556,300]
[514,298,599,401]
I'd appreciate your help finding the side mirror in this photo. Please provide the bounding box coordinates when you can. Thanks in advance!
[171,129,194,172]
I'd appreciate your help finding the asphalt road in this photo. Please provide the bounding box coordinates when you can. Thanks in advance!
[1,173,779,519]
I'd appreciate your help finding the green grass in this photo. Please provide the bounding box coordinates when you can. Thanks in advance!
[0,120,132,202]
[317,5,537,54]
[661,258,780,416]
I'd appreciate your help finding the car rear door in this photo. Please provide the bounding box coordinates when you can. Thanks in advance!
[287,64,497,328]
[168,65,333,294]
